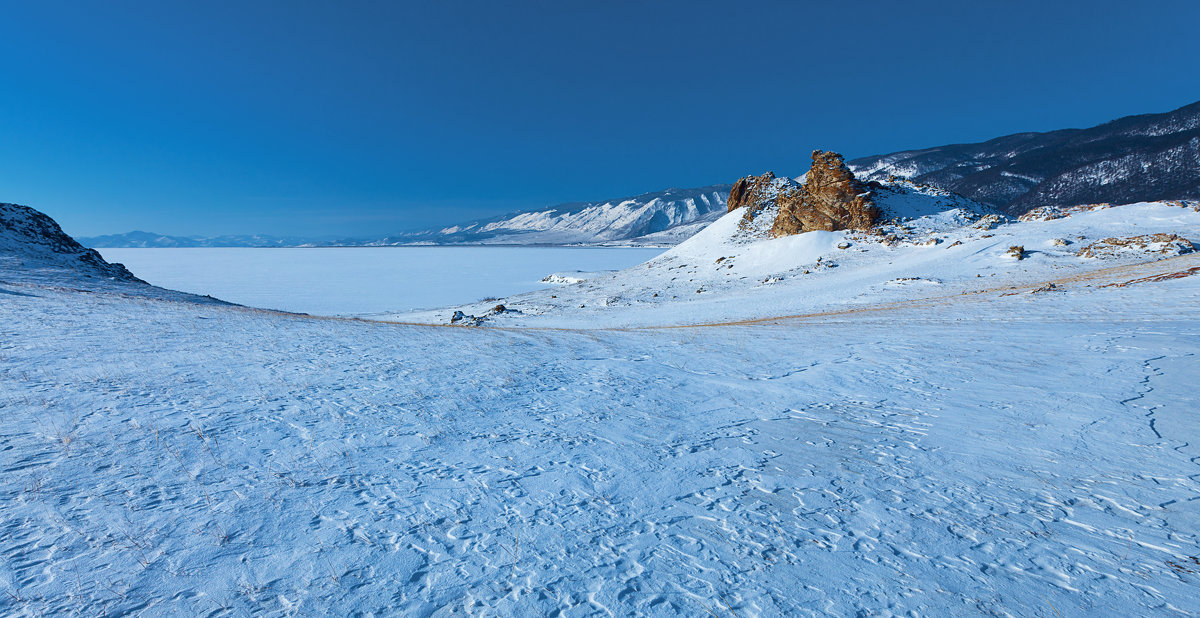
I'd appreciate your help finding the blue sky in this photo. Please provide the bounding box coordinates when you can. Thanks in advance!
[2,0,1198,238]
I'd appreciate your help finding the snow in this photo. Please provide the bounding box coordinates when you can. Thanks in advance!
[96,247,662,316]
[418,187,730,246]
[3,196,1200,615]
[540,271,611,285]
[400,198,1200,328]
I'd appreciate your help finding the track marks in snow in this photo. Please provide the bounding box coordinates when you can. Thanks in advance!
[1,287,1199,615]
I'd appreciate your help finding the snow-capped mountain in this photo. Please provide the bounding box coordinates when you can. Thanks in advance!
[79,185,732,248]
[367,184,733,247]
[848,99,1200,215]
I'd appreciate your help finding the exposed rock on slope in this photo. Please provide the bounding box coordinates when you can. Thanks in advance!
[1,203,140,281]
[771,151,881,237]
[727,172,782,213]
[1076,233,1195,259]
[727,151,882,238]
[849,99,1200,215]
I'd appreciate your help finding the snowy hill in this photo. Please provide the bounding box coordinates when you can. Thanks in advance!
[396,186,1200,328]
[1,203,231,304]
[1,202,143,284]
[848,99,1200,215]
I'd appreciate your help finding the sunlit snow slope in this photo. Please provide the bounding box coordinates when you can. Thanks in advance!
[403,186,1200,328]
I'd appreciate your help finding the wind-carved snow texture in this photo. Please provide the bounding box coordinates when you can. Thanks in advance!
[2,257,1200,615]
[3,196,1200,615]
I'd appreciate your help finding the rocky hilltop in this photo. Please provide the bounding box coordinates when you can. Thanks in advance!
[848,99,1200,215]
[1,203,141,282]
[727,150,882,237]
[1,203,233,303]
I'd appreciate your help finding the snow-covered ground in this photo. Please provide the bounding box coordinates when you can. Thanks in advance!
[3,195,1200,615]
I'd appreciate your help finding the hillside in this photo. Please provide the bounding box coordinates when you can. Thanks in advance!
[848,99,1200,215]
[1,202,143,284]
[394,185,1200,327]
[1,202,228,303]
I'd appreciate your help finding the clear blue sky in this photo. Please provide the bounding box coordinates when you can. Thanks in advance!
[2,0,1198,238]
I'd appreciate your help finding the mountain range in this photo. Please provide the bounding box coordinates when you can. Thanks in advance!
[80,185,732,248]
[80,99,1200,247]
[848,99,1200,215]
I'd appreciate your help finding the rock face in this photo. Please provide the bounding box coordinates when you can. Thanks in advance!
[770,151,880,237]
[726,151,881,238]
[726,172,778,213]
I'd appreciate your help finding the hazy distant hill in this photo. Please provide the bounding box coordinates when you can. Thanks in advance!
[78,230,319,248]
[848,99,1200,215]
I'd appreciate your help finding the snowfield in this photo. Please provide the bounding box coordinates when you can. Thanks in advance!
[2,197,1200,615]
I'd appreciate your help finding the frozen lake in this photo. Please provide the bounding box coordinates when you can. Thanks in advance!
[98,246,663,316]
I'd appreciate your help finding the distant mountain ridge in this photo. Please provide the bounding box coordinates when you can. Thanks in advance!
[78,230,318,248]
[396,184,732,246]
[848,99,1200,215]
[81,185,733,248]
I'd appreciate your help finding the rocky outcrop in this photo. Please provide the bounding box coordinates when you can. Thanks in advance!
[770,151,880,237]
[726,151,882,238]
[726,172,778,213]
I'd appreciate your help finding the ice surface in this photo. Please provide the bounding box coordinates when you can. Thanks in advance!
[97,246,663,315]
